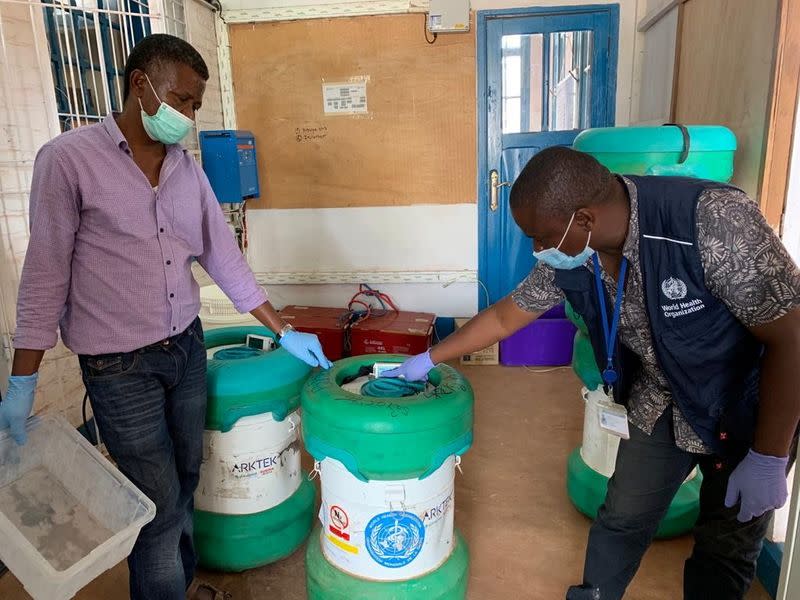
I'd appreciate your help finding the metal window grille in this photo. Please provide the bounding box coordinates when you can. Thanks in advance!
[36,0,188,132]
[37,0,155,131]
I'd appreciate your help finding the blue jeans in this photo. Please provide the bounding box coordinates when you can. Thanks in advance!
[566,406,787,600]
[79,319,207,600]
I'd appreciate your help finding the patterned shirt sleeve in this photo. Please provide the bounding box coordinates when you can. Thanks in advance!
[511,263,565,313]
[697,188,800,327]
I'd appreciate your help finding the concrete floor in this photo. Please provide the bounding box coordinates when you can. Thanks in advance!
[0,365,772,599]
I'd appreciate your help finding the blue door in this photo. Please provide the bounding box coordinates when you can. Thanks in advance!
[477,5,619,307]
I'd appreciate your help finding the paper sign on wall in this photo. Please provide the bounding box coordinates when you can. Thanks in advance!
[322,82,368,115]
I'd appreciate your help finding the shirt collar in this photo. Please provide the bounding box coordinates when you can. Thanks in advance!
[103,113,130,153]
[581,175,639,273]
[103,112,187,159]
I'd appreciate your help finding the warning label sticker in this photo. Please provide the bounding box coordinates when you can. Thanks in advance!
[329,505,351,541]
[327,533,359,554]
[330,505,349,531]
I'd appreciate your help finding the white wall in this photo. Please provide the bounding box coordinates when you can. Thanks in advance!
[244,205,480,317]
[247,205,476,276]
[231,0,646,316]
[632,1,678,125]
[246,205,479,315]
[220,0,425,21]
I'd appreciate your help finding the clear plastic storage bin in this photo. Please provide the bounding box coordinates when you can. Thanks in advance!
[0,415,155,600]
[199,284,259,330]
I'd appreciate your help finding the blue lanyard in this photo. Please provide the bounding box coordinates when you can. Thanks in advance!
[592,253,627,387]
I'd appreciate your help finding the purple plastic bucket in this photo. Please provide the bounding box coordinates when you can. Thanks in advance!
[500,303,577,366]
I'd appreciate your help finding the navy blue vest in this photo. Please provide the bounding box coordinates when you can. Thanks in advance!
[555,176,763,455]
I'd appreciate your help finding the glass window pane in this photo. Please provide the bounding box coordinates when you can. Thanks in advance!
[503,55,521,97]
[503,98,521,134]
[501,33,543,134]
[527,34,544,132]
[546,30,593,132]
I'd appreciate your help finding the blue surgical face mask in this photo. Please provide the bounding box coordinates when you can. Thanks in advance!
[138,74,194,145]
[532,212,594,270]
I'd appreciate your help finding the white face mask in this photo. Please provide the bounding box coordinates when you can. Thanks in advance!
[138,74,194,144]
[532,212,594,270]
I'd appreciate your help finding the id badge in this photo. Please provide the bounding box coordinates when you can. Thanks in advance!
[598,393,630,439]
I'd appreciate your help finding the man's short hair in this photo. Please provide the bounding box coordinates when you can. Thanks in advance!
[509,146,613,217]
[123,34,209,101]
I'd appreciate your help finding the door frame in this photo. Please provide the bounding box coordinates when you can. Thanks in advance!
[476,4,620,309]
[777,19,800,592]
[779,467,800,598]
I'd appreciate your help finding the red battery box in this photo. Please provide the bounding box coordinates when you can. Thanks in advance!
[278,305,348,361]
[349,311,435,357]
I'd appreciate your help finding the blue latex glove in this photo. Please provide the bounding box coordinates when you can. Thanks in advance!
[381,351,435,382]
[725,449,789,522]
[279,331,333,369]
[0,374,38,445]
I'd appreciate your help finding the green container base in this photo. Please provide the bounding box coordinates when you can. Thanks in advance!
[194,475,316,572]
[566,447,702,539]
[306,526,469,600]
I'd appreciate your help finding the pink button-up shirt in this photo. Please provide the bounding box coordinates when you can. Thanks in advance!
[15,114,267,355]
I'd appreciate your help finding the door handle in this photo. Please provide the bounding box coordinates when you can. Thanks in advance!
[490,170,511,212]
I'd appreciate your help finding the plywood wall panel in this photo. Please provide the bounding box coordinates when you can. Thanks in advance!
[229,14,477,209]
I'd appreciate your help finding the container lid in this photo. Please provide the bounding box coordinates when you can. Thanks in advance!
[574,125,737,153]
[301,355,473,481]
[205,326,312,432]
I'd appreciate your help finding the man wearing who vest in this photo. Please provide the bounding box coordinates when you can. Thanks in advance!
[385,147,800,599]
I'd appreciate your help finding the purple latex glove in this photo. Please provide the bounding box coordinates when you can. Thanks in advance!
[381,351,435,382]
[725,449,789,522]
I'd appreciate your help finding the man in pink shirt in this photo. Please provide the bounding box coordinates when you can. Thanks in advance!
[0,34,331,599]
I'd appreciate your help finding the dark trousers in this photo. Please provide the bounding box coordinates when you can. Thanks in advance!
[567,407,783,600]
[79,319,207,600]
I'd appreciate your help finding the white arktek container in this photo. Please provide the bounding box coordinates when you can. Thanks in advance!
[317,454,458,581]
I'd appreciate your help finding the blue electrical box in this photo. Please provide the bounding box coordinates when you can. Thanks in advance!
[199,130,260,203]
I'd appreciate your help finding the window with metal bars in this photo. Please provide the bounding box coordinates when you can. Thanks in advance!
[42,0,152,131]
[42,0,188,133]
